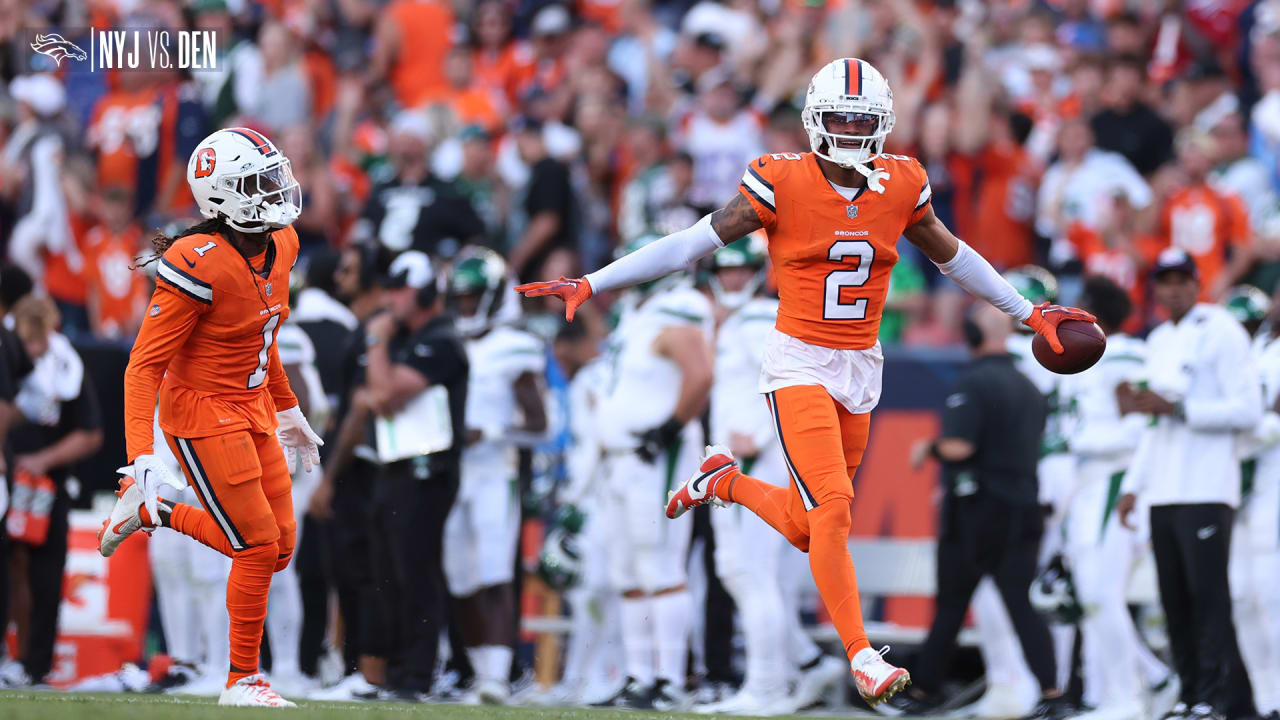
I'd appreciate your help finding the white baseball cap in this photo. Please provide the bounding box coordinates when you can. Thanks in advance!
[9,74,65,117]
[382,250,435,290]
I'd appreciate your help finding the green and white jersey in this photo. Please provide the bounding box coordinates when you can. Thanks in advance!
[464,325,546,450]
[1060,333,1147,475]
[597,283,713,451]
[276,322,329,435]
[1008,330,1068,452]
[712,297,778,452]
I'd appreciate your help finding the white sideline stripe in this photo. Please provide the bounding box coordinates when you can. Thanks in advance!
[741,168,775,207]
[916,182,932,209]
[177,437,245,551]
[157,261,213,302]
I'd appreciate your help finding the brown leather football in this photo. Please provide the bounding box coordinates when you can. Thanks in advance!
[1032,320,1106,374]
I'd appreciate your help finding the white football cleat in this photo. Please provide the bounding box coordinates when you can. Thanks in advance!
[218,673,296,707]
[666,444,737,519]
[792,654,848,710]
[851,646,911,706]
[98,476,155,557]
[476,677,510,705]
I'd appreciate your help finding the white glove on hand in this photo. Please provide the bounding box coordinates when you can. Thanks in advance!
[120,454,187,527]
[277,405,323,474]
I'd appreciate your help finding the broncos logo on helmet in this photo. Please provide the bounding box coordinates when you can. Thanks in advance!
[30,33,87,67]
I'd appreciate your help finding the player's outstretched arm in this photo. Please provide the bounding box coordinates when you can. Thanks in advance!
[903,205,1095,353]
[514,195,764,321]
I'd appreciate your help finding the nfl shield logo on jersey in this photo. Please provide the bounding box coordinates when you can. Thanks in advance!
[265,282,273,296]
[846,204,859,219]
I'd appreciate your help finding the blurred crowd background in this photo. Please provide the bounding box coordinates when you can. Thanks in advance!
[3,0,1280,347]
[4,0,1280,706]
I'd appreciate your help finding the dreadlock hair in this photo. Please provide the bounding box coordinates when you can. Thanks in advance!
[135,218,233,269]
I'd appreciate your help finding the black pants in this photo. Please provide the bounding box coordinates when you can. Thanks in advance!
[366,459,458,693]
[1149,504,1254,716]
[326,460,375,674]
[296,513,328,676]
[915,492,1055,694]
[13,488,70,682]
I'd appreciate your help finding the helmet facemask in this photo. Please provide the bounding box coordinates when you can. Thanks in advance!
[802,105,894,176]
[213,158,302,233]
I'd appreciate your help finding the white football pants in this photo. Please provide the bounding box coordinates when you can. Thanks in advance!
[444,450,522,597]
[1230,464,1280,715]
[712,444,821,698]
[1067,462,1169,709]
[606,426,699,685]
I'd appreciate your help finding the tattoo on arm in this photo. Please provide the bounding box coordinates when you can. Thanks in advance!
[710,193,765,242]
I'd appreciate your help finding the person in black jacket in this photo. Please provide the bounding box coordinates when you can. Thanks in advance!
[354,112,485,260]
[4,296,102,686]
[892,304,1064,718]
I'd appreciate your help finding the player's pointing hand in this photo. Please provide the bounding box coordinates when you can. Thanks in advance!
[1023,301,1097,354]
[514,276,593,322]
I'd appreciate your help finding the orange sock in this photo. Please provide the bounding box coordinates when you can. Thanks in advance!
[225,542,277,686]
[807,501,871,659]
[716,470,810,552]
[167,503,236,557]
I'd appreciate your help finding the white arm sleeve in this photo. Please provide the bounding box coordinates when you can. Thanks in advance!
[584,214,724,293]
[934,240,1035,321]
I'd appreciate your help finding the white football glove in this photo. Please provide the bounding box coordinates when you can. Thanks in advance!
[276,405,323,474]
[120,453,187,526]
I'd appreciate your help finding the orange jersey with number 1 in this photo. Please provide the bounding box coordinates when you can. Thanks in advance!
[123,226,300,460]
[738,152,931,350]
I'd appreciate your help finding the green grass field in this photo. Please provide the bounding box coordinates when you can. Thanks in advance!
[0,691,869,719]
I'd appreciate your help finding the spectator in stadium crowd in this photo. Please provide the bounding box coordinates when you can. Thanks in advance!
[5,295,102,686]
[1205,105,1280,236]
[1036,117,1152,283]
[82,185,147,343]
[1089,55,1175,177]
[674,69,764,214]
[354,110,485,259]
[1157,130,1252,300]
[899,303,1057,716]
[3,74,84,335]
[507,115,577,282]
[1117,249,1262,720]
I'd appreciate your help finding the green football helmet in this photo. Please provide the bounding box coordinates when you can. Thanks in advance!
[447,246,508,337]
[709,233,768,310]
[1224,284,1271,333]
[1003,265,1059,306]
[537,525,583,592]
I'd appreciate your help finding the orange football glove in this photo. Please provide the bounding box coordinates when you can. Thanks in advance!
[514,276,593,322]
[1022,301,1098,354]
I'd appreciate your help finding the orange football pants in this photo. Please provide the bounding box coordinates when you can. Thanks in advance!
[162,429,295,685]
[712,384,872,659]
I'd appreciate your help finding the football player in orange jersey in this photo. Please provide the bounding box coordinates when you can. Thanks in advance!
[517,58,1095,708]
[96,127,322,708]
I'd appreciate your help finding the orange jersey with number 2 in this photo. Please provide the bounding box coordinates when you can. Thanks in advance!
[123,226,300,460]
[738,152,931,350]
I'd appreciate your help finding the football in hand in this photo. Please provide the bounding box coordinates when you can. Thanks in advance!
[1033,320,1106,374]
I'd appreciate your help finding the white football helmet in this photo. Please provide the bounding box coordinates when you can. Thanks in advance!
[187,127,301,233]
[801,58,896,178]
